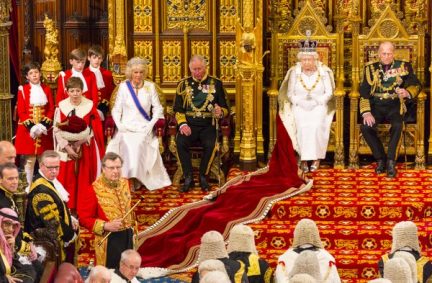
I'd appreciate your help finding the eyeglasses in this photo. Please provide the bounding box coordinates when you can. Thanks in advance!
[103,166,122,170]
[122,262,140,271]
[43,165,60,171]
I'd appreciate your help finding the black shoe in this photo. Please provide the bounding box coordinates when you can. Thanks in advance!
[387,160,397,178]
[375,159,386,174]
[199,175,210,192]
[181,175,194,192]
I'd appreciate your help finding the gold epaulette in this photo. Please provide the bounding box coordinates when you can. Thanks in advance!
[176,77,191,96]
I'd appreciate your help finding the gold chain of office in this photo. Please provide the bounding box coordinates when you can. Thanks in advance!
[299,72,321,94]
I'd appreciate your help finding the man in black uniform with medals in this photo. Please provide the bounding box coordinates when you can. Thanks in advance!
[360,41,421,178]
[174,55,229,192]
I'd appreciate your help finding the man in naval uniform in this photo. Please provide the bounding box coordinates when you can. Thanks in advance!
[360,41,421,178]
[174,55,229,192]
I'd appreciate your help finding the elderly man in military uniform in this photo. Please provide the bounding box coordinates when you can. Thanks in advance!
[174,55,229,192]
[360,41,421,178]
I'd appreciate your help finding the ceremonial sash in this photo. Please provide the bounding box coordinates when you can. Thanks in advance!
[126,80,151,121]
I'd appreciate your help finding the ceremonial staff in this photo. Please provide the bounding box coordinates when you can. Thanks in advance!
[97,196,144,247]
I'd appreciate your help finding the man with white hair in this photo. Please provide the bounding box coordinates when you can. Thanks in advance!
[274,219,341,283]
[227,224,272,283]
[86,265,111,283]
[360,41,421,178]
[192,230,247,283]
[198,259,228,279]
[110,249,141,283]
[378,221,432,283]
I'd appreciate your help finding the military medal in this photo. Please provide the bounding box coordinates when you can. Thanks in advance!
[198,83,203,90]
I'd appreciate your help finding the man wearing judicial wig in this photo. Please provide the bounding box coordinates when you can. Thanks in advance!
[360,41,421,178]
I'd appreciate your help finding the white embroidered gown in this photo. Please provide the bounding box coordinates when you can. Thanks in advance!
[106,80,171,190]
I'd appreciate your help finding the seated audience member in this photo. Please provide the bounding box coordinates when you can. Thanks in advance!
[106,57,170,191]
[25,150,79,263]
[288,250,322,281]
[192,230,247,283]
[54,262,84,283]
[378,221,432,283]
[54,77,105,210]
[227,224,272,283]
[275,219,340,283]
[0,141,16,165]
[383,257,414,283]
[0,208,39,283]
[110,249,141,283]
[56,48,98,106]
[85,265,111,283]
[198,259,229,279]
[288,273,317,283]
[78,152,134,269]
[0,163,36,260]
[15,62,55,188]
[200,270,231,283]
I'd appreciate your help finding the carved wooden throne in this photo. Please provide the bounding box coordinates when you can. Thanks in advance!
[348,3,427,169]
[269,0,346,168]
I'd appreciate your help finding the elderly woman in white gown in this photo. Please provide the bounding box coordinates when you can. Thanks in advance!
[106,57,171,190]
[278,46,335,172]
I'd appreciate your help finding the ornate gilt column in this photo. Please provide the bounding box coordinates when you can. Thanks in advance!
[0,0,13,140]
[236,0,265,170]
[108,0,128,84]
[348,12,362,169]
[267,0,291,158]
[40,15,62,90]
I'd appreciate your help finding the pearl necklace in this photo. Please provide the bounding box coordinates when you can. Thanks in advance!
[299,72,321,95]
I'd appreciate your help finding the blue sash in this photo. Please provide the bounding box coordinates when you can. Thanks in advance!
[126,80,151,121]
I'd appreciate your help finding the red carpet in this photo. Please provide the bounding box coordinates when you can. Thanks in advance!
[78,165,432,282]
[136,114,310,272]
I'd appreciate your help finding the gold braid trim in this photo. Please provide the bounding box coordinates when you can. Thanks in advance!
[17,241,32,255]
[406,85,421,98]
[175,112,187,125]
[360,97,371,114]
[264,267,273,283]
[417,256,429,283]
[234,261,246,283]
[93,219,105,236]
[30,178,70,226]
[247,254,261,276]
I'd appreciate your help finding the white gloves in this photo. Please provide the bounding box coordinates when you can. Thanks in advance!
[97,109,105,121]
[29,123,48,139]
[297,97,318,111]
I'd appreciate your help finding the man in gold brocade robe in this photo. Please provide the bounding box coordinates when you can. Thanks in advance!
[78,152,134,269]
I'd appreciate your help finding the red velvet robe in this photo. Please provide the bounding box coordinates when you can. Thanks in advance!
[14,83,54,155]
[56,69,98,106]
[84,66,115,113]
[54,97,105,210]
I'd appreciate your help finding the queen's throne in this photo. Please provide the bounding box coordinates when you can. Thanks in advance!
[348,3,427,169]
[268,0,346,168]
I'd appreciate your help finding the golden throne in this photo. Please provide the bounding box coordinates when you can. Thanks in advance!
[269,0,346,168]
[348,4,427,169]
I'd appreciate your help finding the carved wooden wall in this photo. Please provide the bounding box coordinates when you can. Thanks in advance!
[16,0,109,80]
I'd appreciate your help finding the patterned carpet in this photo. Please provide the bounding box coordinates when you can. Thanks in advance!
[77,164,432,283]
